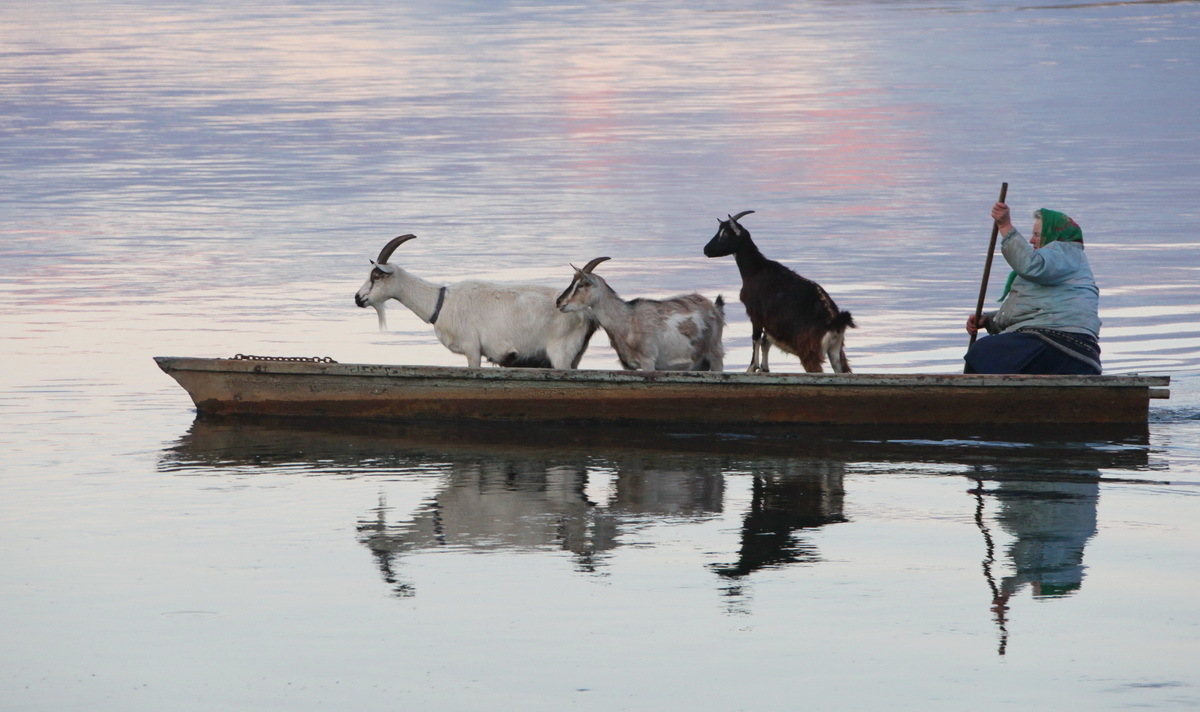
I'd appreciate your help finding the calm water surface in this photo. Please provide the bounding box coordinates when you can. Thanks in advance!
[2,1,1199,710]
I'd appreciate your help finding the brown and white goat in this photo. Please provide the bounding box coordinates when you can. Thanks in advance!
[703,211,855,373]
[355,234,598,369]
[556,257,725,372]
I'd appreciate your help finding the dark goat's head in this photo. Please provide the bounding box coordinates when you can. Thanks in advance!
[703,211,755,258]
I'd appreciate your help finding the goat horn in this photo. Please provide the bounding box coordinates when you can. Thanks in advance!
[581,256,611,274]
[730,210,755,222]
[376,234,417,264]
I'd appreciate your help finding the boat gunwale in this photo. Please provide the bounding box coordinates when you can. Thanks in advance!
[153,356,1171,392]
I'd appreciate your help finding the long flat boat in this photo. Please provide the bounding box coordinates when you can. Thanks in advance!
[154,355,1170,428]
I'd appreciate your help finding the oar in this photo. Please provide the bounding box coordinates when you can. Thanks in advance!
[968,182,1009,349]
[972,478,1009,656]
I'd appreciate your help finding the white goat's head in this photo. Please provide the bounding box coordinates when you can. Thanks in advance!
[355,234,416,330]
[556,256,612,313]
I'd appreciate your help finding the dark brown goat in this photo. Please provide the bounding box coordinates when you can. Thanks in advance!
[703,211,855,373]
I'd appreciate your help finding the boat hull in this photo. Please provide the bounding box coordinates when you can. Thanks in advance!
[154,356,1170,428]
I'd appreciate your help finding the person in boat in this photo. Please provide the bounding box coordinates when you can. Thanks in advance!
[964,202,1101,374]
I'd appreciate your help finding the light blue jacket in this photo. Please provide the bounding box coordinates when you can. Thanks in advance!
[985,228,1101,337]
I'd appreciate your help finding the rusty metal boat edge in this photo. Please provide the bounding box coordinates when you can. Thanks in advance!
[153,356,1170,429]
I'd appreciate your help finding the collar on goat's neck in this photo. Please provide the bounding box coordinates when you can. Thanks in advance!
[428,286,448,324]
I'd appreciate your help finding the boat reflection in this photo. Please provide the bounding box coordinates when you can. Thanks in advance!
[160,414,1156,472]
[160,414,1161,642]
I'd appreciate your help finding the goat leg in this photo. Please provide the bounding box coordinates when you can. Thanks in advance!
[836,347,852,373]
[747,324,763,373]
[760,338,772,373]
[824,331,851,374]
[746,337,760,373]
[465,344,483,369]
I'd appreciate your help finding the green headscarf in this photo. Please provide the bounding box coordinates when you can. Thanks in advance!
[998,209,1083,301]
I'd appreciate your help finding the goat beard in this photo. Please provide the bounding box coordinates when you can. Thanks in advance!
[372,304,388,331]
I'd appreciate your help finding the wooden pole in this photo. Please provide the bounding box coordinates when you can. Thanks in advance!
[968,182,1009,348]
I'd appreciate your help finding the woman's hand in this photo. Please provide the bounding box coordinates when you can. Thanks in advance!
[966,313,990,336]
[991,202,1014,235]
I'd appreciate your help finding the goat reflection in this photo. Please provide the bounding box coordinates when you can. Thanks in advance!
[711,461,847,579]
[356,456,845,597]
[356,459,611,597]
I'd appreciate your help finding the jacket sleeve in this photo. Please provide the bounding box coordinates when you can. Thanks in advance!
[983,311,1000,335]
[1000,231,1079,285]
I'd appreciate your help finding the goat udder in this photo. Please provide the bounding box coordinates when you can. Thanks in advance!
[493,350,552,368]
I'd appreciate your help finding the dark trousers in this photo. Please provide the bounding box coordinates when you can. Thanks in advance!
[964,332,1101,375]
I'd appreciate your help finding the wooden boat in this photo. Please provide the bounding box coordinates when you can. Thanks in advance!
[154,355,1170,429]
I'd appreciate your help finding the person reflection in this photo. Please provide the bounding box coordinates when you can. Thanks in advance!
[711,460,847,579]
[977,474,1100,654]
[994,478,1098,600]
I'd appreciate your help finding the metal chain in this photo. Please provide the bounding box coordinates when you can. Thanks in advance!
[231,354,338,364]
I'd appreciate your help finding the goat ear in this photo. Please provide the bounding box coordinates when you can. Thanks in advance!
[375,263,396,274]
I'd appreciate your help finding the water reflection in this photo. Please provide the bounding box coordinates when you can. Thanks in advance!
[351,450,849,600]
[163,418,863,604]
[161,417,1156,617]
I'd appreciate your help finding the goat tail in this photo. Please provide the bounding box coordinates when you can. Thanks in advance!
[832,310,856,331]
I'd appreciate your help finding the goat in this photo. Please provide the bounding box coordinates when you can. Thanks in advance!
[354,234,598,369]
[555,256,725,372]
[703,211,855,373]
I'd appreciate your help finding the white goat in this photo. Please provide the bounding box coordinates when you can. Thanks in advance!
[555,256,725,372]
[355,235,598,369]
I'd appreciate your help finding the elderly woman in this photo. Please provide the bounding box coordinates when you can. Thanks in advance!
[964,202,1101,374]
